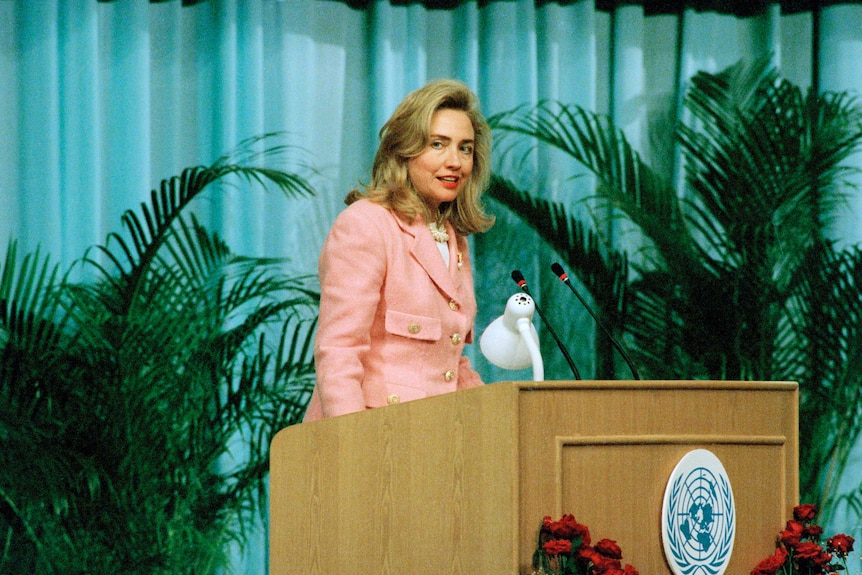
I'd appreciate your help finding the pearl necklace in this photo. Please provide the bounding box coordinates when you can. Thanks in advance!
[428,220,449,243]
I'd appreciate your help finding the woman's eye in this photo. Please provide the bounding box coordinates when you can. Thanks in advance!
[460,145,474,154]
[430,141,445,149]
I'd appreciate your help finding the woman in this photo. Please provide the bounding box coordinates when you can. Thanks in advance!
[303,79,495,421]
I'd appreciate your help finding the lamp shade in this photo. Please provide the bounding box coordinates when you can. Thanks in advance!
[480,293,542,379]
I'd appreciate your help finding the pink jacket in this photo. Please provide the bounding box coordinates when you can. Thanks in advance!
[303,199,484,421]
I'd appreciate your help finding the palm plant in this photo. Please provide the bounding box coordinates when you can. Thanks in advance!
[0,137,319,574]
[487,59,862,526]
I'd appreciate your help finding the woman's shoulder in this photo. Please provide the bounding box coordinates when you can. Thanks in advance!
[343,197,386,215]
[337,198,398,227]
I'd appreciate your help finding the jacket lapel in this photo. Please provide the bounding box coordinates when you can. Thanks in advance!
[397,214,460,299]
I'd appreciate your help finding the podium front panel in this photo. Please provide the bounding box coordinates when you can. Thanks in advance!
[270,380,798,575]
[516,382,797,575]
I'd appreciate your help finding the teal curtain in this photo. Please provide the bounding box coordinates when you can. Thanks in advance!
[3,0,862,571]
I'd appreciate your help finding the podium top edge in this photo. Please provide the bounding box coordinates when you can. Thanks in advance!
[504,379,799,391]
[271,380,799,440]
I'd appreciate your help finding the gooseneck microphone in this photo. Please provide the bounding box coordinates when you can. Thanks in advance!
[511,270,581,380]
[550,262,641,380]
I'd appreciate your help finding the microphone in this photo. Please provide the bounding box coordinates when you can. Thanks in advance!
[511,270,581,380]
[550,262,641,380]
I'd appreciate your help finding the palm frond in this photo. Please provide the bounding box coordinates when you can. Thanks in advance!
[91,138,315,316]
[1,139,321,572]
[489,57,862,525]
[486,174,632,377]
[490,101,697,271]
[0,240,68,361]
[780,244,862,514]
[487,175,628,298]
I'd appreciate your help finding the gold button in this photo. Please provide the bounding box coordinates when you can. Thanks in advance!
[444,370,455,382]
[450,333,462,345]
[387,394,400,405]
[408,323,420,334]
[448,300,459,311]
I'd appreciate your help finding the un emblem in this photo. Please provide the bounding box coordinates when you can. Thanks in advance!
[661,449,735,575]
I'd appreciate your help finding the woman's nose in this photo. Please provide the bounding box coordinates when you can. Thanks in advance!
[444,145,462,168]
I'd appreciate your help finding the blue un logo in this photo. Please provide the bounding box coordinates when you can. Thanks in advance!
[662,450,735,575]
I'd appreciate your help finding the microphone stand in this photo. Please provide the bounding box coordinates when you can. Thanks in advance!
[551,262,641,380]
[511,270,581,380]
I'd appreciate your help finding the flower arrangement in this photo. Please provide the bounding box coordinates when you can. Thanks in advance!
[751,504,855,575]
[530,514,639,575]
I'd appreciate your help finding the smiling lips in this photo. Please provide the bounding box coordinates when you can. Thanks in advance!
[438,176,460,189]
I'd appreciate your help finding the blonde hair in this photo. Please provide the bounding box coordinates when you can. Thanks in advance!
[346,79,494,235]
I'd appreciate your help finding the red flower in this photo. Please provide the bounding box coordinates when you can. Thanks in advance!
[536,513,635,575]
[544,513,590,544]
[780,520,805,547]
[575,522,592,547]
[812,551,832,568]
[543,538,573,556]
[555,513,580,537]
[754,504,854,575]
[578,546,603,566]
[793,504,818,523]
[591,555,623,574]
[793,541,824,561]
[594,538,623,559]
[826,534,855,558]
[751,547,788,575]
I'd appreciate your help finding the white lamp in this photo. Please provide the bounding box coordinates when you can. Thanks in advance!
[480,293,543,381]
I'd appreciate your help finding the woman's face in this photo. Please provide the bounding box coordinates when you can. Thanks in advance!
[407,108,475,213]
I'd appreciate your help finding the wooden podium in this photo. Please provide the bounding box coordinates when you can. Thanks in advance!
[269,380,798,575]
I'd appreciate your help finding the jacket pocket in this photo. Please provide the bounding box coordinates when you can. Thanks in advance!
[384,309,441,342]
[365,380,428,409]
